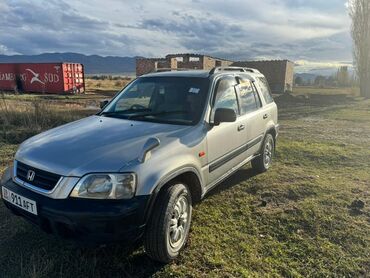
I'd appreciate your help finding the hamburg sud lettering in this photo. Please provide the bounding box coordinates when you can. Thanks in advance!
[0,63,84,94]
[0,68,60,84]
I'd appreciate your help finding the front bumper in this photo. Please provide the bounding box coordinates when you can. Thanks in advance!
[1,178,150,244]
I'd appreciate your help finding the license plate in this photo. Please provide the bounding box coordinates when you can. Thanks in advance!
[2,187,38,215]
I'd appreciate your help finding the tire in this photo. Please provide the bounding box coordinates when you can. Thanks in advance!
[144,181,192,263]
[251,133,275,173]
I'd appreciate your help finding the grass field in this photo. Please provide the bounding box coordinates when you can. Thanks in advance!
[292,86,360,96]
[0,86,369,277]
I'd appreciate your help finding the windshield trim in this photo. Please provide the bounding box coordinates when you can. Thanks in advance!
[100,113,194,126]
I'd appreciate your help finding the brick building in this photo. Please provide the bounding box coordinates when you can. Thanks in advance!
[232,60,294,93]
[136,54,232,76]
[136,53,294,93]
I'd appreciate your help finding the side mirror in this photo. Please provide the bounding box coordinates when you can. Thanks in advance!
[213,108,237,125]
[100,100,109,109]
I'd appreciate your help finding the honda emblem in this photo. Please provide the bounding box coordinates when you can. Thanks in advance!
[27,170,35,182]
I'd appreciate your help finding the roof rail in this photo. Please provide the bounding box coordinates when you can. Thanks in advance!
[243,68,261,73]
[153,68,193,73]
[209,66,260,75]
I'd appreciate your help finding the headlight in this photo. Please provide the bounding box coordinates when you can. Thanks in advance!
[70,173,136,199]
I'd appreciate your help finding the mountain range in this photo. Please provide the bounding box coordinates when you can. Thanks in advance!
[1,52,346,79]
[294,73,318,83]
[0,52,137,74]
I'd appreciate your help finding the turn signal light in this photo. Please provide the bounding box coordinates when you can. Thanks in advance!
[199,151,206,157]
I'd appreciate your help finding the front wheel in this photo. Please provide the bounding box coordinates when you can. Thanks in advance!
[144,182,192,263]
[251,133,275,173]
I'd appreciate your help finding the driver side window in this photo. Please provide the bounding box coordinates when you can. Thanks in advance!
[213,77,239,115]
[115,83,154,111]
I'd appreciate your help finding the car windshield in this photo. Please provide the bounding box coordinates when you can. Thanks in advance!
[101,76,210,125]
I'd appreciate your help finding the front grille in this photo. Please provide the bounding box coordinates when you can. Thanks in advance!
[16,161,61,191]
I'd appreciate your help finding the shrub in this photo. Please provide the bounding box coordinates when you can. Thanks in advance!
[114,81,122,87]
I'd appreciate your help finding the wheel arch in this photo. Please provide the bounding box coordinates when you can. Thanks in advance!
[256,125,277,155]
[266,125,277,141]
[143,167,203,222]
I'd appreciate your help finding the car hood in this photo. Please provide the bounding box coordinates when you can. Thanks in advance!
[15,115,191,177]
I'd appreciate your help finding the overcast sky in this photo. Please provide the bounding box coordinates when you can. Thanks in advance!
[0,0,352,71]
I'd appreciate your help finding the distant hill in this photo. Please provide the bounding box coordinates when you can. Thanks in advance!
[294,73,318,83]
[295,67,355,83]
[0,52,137,74]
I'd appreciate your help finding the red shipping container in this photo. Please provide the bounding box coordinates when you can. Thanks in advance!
[0,63,85,94]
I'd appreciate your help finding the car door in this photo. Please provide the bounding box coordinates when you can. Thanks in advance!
[255,76,277,126]
[235,76,266,159]
[206,76,247,185]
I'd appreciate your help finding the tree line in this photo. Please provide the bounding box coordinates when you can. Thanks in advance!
[295,66,357,87]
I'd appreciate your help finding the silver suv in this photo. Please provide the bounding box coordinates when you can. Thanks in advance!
[1,67,279,262]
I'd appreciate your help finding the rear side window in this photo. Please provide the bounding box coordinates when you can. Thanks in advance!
[237,78,262,114]
[258,77,274,104]
[213,76,239,115]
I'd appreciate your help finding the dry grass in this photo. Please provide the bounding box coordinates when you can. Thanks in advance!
[293,86,360,96]
[84,78,131,93]
[0,93,96,144]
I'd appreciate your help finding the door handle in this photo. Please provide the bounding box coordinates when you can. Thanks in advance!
[237,124,245,131]
[263,114,268,119]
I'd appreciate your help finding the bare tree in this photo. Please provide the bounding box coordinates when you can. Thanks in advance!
[349,0,370,98]
[337,66,350,87]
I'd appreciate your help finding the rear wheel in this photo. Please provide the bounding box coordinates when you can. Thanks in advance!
[251,133,275,173]
[144,182,192,263]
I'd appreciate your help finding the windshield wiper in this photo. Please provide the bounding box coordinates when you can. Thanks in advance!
[128,110,187,119]
[100,108,151,117]
[100,113,130,119]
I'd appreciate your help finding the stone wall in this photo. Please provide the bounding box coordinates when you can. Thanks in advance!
[136,58,158,76]
[203,56,233,69]
[284,60,294,92]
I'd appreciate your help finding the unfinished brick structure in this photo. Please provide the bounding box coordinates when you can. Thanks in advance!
[136,54,233,76]
[136,54,294,93]
[232,60,294,93]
